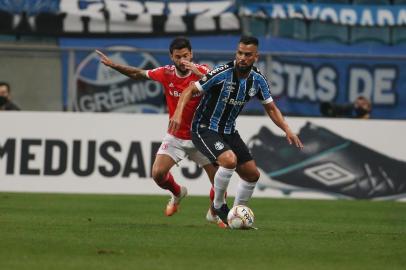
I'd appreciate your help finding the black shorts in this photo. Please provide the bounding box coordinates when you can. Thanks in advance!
[191,127,253,165]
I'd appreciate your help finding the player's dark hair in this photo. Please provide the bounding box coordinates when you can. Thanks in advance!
[239,36,259,47]
[0,81,10,92]
[169,37,192,54]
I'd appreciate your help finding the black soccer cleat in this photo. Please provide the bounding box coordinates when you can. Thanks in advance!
[247,122,406,200]
[211,203,230,225]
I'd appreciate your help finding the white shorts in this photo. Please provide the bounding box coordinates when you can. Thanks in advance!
[157,133,211,166]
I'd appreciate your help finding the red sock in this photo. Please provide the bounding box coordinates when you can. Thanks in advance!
[209,186,227,203]
[210,186,215,202]
[158,172,181,196]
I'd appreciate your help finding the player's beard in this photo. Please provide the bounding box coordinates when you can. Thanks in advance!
[237,63,253,75]
[175,63,188,76]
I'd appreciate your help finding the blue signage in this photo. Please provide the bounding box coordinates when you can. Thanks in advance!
[60,36,406,119]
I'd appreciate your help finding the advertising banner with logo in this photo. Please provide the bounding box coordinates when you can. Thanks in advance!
[60,36,406,119]
[270,55,405,119]
[60,37,235,113]
[68,47,166,113]
[1,112,405,201]
[0,0,239,36]
[261,37,406,120]
[242,3,406,26]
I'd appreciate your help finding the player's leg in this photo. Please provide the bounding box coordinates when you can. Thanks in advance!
[214,150,236,207]
[153,134,188,216]
[187,148,219,223]
[192,128,236,208]
[201,163,216,210]
[151,154,179,195]
[227,131,260,207]
[192,128,236,224]
[235,160,260,206]
[203,162,228,228]
[188,147,217,186]
[202,163,223,225]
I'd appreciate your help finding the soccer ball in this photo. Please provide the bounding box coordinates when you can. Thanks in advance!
[227,205,255,229]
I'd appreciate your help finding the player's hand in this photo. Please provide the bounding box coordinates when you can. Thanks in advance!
[95,50,114,67]
[286,130,304,149]
[169,113,182,133]
[181,60,202,76]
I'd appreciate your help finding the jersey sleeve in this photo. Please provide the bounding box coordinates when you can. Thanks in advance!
[197,64,210,75]
[256,74,273,104]
[195,63,229,92]
[146,66,165,83]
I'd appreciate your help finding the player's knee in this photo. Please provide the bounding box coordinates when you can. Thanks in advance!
[151,166,167,183]
[242,169,260,182]
[218,151,237,169]
[248,170,260,182]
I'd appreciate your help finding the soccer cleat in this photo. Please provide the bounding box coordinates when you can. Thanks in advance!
[206,206,227,228]
[211,203,230,225]
[206,207,219,223]
[247,122,406,200]
[165,186,188,216]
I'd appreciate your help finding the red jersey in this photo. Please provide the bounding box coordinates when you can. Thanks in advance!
[147,64,210,140]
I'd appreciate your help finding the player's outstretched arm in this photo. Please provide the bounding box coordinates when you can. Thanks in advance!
[95,50,148,80]
[169,84,200,133]
[263,102,304,149]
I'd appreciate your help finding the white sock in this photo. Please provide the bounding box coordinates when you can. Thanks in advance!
[234,180,257,207]
[213,166,235,209]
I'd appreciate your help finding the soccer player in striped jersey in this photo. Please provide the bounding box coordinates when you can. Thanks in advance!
[96,37,221,224]
[170,36,304,225]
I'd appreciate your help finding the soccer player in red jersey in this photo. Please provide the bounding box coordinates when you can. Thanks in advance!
[96,37,222,225]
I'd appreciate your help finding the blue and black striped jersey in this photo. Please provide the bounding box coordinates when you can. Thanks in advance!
[192,61,273,134]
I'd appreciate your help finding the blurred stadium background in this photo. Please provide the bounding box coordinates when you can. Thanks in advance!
[1,0,406,116]
[1,1,405,269]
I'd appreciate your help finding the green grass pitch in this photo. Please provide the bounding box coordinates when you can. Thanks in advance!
[1,192,405,270]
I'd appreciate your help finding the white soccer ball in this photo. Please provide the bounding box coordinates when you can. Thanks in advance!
[227,205,255,229]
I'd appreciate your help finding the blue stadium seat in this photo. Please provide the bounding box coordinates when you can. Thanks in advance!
[309,21,348,43]
[392,27,406,45]
[350,26,391,45]
[271,19,307,40]
[353,0,390,4]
